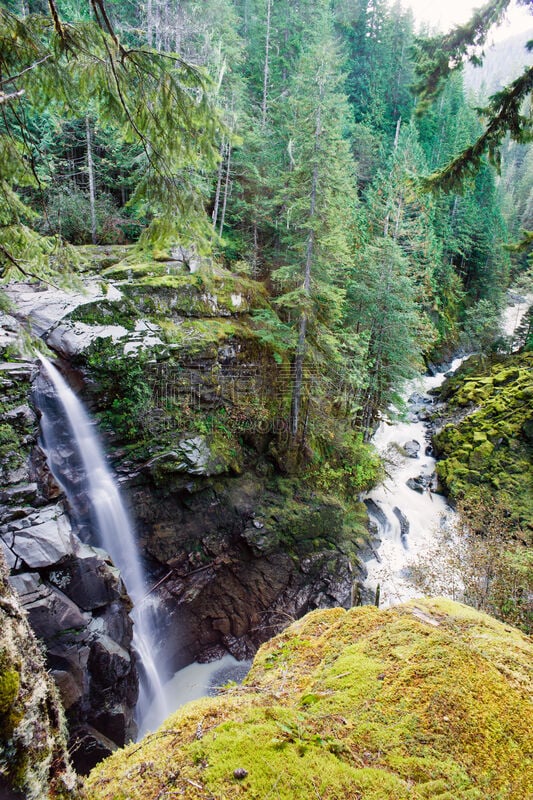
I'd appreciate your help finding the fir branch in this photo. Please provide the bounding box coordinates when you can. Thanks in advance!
[413,0,511,113]
[0,56,52,88]
[0,89,24,104]
[421,65,533,191]
[0,243,59,288]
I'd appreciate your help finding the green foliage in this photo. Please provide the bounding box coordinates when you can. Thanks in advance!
[0,1,221,280]
[39,186,124,245]
[85,340,152,439]
[413,0,533,190]
[461,298,503,351]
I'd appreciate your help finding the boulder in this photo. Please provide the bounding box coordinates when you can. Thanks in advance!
[86,599,533,800]
[1,506,74,568]
[403,439,420,458]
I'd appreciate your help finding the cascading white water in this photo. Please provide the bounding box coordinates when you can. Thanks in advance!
[363,292,532,607]
[37,355,168,735]
[362,357,465,606]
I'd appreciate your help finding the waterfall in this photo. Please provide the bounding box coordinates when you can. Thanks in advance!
[36,355,168,736]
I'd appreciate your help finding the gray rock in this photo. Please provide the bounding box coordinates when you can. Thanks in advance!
[148,436,225,478]
[15,577,90,639]
[403,440,421,458]
[46,321,130,357]
[393,507,409,548]
[0,483,38,505]
[2,507,74,568]
[406,473,438,494]
[3,403,36,427]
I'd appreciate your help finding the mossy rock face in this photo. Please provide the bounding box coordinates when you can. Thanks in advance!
[0,555,77,799]
[433,352,533,534]
[85,599,533,800]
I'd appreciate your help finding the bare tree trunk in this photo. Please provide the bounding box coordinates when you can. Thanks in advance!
[252,219,259,276]
[383,117,402,236]
[212,139,226,230]
[261,0,272,128]
[86,116,97,245]
[219,144,232,236]
[393,116,401,150]
[290,102,321,437]
[146,0,153,46]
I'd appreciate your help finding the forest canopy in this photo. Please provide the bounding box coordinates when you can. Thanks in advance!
[0,0,531,432]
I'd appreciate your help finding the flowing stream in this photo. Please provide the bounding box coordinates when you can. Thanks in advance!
[363,292,531,607]
[36,355,168,736]
[362,358,465,606]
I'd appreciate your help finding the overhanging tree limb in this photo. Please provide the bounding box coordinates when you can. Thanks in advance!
[421,65,533,191]
[414,0,533,191]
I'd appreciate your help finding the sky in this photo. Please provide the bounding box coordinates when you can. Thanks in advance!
[403,0,532,39]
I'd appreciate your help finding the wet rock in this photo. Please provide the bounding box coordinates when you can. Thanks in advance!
[364,498,388,530]
[403,440,420,458]
[393,507,409,548]
[9,572,89,639]
[0,482,39,505]
[69,726,117,775]
[48,543,125,611]
[407,473,439,494]
[147,436,227,479]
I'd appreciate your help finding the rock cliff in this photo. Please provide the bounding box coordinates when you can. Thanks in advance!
[0,311,138,774]
[0,551,77,799]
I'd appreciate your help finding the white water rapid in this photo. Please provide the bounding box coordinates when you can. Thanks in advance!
[37,355,168,736]
[362,357,466,607]
[363,291,531,607]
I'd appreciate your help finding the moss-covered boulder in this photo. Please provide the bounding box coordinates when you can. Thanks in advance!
[85,599,532,800]
[433,351,533,534]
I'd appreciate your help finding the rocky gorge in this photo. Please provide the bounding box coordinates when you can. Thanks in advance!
[0,246,373,775]
[1,250,531,799]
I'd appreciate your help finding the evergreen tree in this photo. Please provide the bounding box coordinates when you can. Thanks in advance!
[0,0,220,279]
[271,4,359,438]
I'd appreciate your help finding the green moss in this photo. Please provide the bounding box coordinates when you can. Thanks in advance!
[68,298,137,329]
[434,352,533,534]
[0,668,20,715]
[85,599,533,800]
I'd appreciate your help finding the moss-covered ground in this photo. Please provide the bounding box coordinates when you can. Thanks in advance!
[84,599,532,800]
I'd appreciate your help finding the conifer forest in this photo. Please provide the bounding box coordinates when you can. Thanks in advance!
[0,0,532,797]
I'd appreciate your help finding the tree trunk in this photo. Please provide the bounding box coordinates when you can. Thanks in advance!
[261,0,272,129]
[290,102,321,437]
[86,116,97,245]
[219,144,232,236]
[212,139,226,230]
[146,0,153,47]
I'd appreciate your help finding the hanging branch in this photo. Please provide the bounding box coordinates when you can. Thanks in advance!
[421,65,533,192]
[0,90,24,105]
[0,244,60,288]
[413,0,511,113]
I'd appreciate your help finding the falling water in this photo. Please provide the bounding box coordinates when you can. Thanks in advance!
[36,355,168,735]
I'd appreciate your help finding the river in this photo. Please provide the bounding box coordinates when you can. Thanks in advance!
[362,291,531,607]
